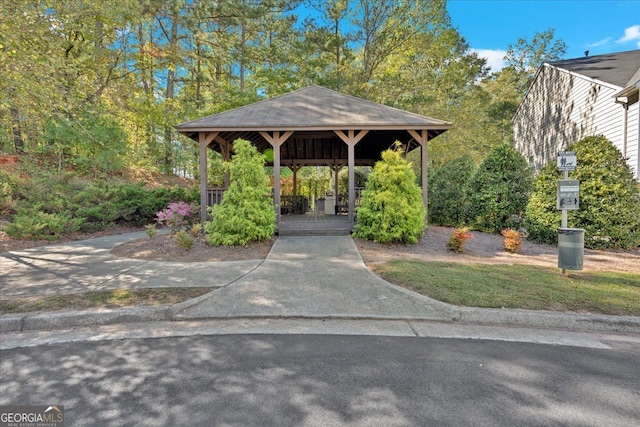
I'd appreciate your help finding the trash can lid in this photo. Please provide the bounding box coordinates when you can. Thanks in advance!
[557,228,585,234]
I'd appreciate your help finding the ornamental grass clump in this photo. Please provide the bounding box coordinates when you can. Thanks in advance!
[448,227,473,253]
[501,228,521,253]
[145,224,158,238]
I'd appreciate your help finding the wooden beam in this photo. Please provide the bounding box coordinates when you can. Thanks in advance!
[408,130,429,222]
[331,165,343,201]
[199,132,218,224]
[259,131,293,223]
[214,135,232,187]
[334,130,369,222]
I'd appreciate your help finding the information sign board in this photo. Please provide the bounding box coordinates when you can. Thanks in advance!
[557,179,580,210]
[557,151,577,171]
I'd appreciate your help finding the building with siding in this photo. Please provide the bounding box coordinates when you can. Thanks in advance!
[513,49,640,179]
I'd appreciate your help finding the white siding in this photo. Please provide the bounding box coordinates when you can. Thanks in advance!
[514,64,639,179]
[627,102,639,178]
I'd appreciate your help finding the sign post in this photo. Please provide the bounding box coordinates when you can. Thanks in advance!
[557,151,577,228]
[556,151,583,273]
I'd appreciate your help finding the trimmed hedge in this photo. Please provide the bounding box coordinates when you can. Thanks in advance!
[525,135,640,249]
[464,144,533,233]
[428,155,476,226]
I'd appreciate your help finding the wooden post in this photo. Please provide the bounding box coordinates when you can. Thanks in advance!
[291,165,300,214]
[260,131,293,223]
[333,165,342,201]
[334,130,368,222]
[216,136,231,188]
[198,131,218,224]
[409,130,429,223]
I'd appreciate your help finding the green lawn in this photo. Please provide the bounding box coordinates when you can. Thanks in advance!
[374,261,640,316]
[0,288,211,315]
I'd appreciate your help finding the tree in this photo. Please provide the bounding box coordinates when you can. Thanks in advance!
[428,155,476,226]
[464,144,533,233]
[204,139,276,246]
[354,144,425,243]
[525,135,640,249]
[504,28,567,95]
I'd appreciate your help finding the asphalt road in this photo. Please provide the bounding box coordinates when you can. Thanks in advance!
[1,334,639,427]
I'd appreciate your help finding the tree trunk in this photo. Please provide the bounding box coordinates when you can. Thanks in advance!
[163,15,179,172]
[10,108,24,154]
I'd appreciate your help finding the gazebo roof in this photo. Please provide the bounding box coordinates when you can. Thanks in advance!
[176,84,450,132]
[175,85,451,167]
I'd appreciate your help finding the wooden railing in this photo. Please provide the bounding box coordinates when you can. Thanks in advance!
[281,195,309,215]
[206,188,227,206]
[207,187,364,214]
[335,187,365,214]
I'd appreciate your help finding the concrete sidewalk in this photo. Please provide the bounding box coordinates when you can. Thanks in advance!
[0,231,260,299]
[174,237,452,321]
[1,233,639,334]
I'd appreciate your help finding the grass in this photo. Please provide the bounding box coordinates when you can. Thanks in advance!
[0,288,211,315]
[374,261,640,316]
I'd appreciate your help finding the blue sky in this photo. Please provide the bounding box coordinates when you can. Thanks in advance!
[447,0,640,72]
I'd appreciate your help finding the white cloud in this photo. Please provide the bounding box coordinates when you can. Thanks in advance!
[586,37,613,48]
[471,48,507,72]
[617,25,640,47]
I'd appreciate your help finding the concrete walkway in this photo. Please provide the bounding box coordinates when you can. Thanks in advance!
[175,237,452,320]
[0,232,260,299]
[1,232,639,335]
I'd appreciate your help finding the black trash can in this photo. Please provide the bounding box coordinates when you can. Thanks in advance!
[558,228,585,270]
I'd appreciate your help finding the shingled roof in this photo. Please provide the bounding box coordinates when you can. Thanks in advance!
[548,49,640,88]
[176,85,451,167]
[176,85,450,133]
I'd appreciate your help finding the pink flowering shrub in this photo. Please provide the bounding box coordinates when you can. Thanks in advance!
[156,201,197,232]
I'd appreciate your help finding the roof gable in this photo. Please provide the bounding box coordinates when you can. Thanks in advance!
[176,85,450,131]
[548,49,640,88]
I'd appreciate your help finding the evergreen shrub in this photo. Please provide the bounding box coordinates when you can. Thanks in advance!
[204,139,276,246]
[4,167,199,238]
[524,135,640,249]
[464,144,533,233]
[428,155,476,226]
[354,145,425,243]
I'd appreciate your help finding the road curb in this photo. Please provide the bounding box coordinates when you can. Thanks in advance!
[0,306,171,333]
[1,304,638,334]
[451,306,640,334]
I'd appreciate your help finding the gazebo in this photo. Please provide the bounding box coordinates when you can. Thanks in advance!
[175,85,451,225]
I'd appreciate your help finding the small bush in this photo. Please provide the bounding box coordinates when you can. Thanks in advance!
[428,155,476,226]
[173,230,194,250]
[0,170,19,215]
[501,228,522,253]
[5,206,83,240]
[156,201,197,232]
[354,144,425,243]
[464,144,533,233]
[189,223,202,237]
[145,224,158,238]
[448,227,473,253]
